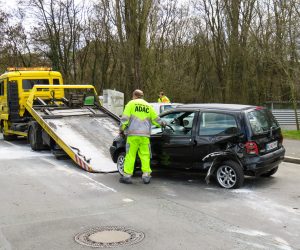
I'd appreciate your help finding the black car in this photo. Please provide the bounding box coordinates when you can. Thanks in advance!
[110,104,285,189]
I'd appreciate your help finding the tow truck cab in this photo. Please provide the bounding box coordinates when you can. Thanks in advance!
[0,67,64,139]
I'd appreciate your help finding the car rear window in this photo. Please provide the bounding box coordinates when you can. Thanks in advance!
[247,108,279,135]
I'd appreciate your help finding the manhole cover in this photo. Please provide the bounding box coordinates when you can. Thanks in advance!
[75,226,145,248]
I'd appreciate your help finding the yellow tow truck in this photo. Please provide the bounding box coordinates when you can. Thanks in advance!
[0,67,120,172]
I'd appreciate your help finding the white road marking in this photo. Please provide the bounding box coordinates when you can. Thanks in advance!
[42,158,117,193]
[122,198,134,202]
[230,189,254,194]
[2,140,15,147]
[0,142,52,159]
[273,237,293,250]
[228,228,269,237]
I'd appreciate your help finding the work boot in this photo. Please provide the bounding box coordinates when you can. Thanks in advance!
[142,173,151,184]
[119,175,132,184]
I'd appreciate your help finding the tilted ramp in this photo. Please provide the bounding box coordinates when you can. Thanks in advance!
[34,107,119,172]
[25,85,120,173]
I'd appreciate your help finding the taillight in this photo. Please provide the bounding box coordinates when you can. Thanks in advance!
[245,141,259,155]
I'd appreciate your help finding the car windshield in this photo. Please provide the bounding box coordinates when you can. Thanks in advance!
[247,108,279,135]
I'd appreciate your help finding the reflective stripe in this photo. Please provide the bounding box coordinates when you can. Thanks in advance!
[126,143,130,153]
[148,144,152,159]
[126,116,152,136]
[120,115,130,130]
[121,98,162,136]
[120,115,130,123]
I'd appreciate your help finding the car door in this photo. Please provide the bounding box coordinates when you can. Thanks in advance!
[151,110,197,168]
[193,111,240,168]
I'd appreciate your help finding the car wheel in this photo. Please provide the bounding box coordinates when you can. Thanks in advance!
[261,166,278,177]
[117,152,126,176]
[216,160,244,189]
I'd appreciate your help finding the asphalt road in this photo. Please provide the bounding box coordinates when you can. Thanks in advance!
[0,137,299,250]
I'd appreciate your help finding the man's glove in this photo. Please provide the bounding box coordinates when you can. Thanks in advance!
[161,121,167,128]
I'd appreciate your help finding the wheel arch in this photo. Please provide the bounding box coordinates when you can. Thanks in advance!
[113,147,125,163]
[204,153,243,184]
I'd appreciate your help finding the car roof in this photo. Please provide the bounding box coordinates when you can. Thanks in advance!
[149,102,182,106]
[174,103,257,111]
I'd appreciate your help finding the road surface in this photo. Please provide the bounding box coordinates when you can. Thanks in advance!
[0,137,299,250]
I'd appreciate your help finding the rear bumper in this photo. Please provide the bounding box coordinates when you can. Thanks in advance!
[244,146,285,176]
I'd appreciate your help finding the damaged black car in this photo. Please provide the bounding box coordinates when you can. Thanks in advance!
[110,104,285,189]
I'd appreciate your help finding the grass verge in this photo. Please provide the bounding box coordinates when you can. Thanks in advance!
[282,130,300,140]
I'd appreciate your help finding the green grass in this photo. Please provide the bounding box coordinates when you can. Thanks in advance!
[282,130,300,140]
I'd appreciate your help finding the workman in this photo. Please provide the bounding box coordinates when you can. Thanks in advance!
[119,89,166,184]
[158,91,170,103]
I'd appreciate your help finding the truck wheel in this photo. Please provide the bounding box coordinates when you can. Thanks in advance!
[215,160,244,189]
[28,121,44,151]
[117,152,126,176]
[3,133,17,141]
[261,166,278,177]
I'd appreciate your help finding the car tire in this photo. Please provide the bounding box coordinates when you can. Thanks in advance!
[215,160,244,189]
[28,121,44,151]
[117,152,126,176]
[261,166,278,177]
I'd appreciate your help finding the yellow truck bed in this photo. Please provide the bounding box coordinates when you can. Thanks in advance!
[25,85,120,172]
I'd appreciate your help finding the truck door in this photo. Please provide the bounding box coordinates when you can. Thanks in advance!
[0,79,5,115]
[7,80,20,121]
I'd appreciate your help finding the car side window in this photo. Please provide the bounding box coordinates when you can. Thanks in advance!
[165,111,195,136]
[199,112,238,136]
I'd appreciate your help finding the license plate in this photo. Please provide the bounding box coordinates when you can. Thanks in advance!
[266,141,278,151]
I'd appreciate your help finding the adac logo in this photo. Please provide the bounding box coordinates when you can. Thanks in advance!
[135,104,149,113]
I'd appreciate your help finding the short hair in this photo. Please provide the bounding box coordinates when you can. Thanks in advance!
[133,89,144,98]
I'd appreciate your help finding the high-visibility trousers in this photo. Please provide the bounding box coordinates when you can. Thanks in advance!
[124,136,151,175]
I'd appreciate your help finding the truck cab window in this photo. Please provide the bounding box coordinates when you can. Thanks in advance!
[22,79,49,90]
[53,79,60,85]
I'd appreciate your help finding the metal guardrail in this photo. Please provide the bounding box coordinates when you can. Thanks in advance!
[272,109,300,125]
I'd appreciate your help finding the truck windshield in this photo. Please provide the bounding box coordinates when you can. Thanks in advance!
[22,79,49,90]
[247,109,279,135]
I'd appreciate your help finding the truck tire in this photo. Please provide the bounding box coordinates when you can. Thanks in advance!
[28,121,44,151]
[3,133,18,141]
[215,160,244,189]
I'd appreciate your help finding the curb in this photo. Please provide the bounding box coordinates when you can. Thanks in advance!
[284,156,300,164]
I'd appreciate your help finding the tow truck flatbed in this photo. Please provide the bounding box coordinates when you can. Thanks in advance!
[25,85,120,173]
